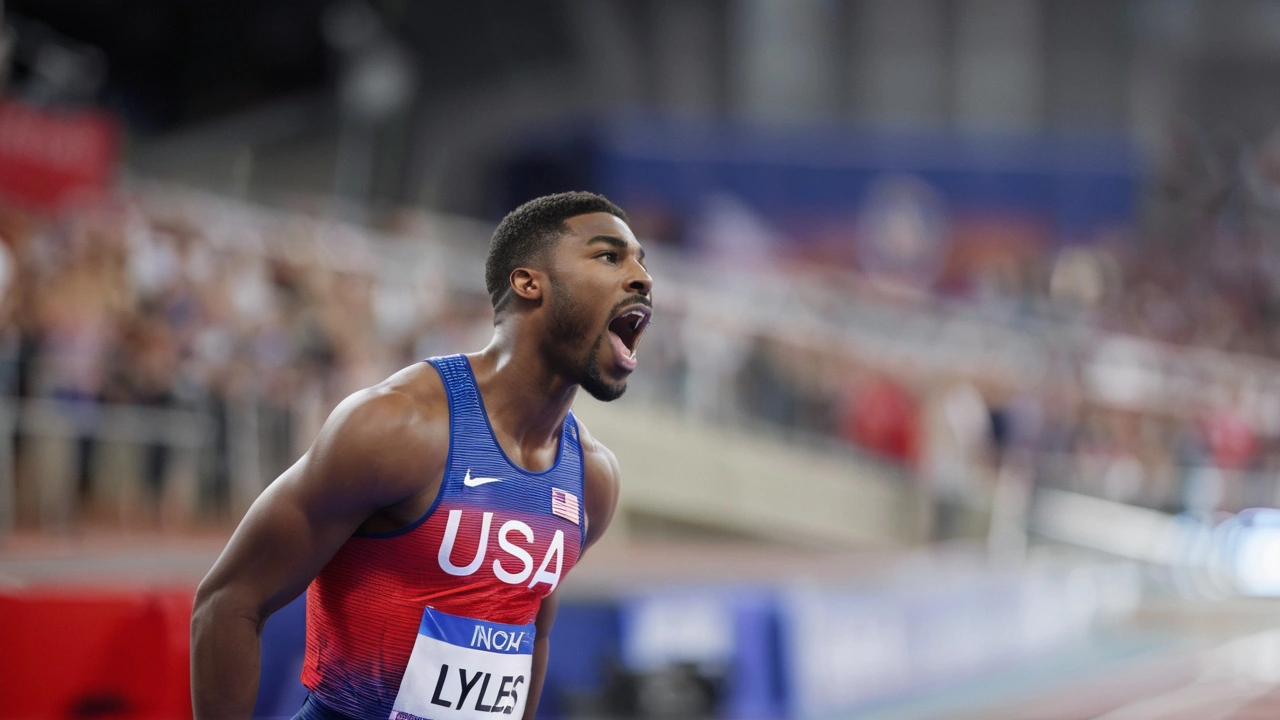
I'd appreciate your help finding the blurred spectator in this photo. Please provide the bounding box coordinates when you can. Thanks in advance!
[839,374,920,467]
[920,381,990,541]
[15,118,1280,535]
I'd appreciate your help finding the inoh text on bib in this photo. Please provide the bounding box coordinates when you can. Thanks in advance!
[390,607,535,720]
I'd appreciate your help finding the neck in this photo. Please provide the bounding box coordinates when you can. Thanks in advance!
[467,320,578,452]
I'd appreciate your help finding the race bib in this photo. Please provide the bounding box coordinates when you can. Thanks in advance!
[389,607,535,720]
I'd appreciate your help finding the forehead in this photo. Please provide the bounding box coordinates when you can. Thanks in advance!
[560,212,640,250]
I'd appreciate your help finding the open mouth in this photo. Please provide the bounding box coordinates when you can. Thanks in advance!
[606,305,652,370]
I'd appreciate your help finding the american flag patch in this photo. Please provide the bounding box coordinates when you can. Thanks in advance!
[551,488,579,524]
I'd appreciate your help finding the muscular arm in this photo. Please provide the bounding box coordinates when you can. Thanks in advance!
[191,388,445,720]
[522,421,622,720]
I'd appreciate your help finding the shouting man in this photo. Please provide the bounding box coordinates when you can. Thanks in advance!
[191,192,653,720]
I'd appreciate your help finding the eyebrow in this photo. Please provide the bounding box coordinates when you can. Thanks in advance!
[587,235,646,263]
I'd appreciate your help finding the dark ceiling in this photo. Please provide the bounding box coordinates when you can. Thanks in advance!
[7,0,573,133]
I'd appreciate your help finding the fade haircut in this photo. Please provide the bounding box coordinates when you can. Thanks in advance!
[485,191,628,310]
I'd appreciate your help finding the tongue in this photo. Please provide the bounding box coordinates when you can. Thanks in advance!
[608,330,637,372]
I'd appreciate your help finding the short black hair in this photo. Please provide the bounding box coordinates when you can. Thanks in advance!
[485,191,628,310]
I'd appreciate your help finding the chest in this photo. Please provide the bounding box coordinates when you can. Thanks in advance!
[431,475,583,585]
[350,471,583,600]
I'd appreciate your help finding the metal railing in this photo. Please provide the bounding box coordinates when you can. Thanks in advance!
[0,395,282,538]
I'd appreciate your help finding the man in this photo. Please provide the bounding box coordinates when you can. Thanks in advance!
[191,192,653,720]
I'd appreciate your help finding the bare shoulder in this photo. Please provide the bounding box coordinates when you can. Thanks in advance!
[303,362,451,507]
[574,417,621,551]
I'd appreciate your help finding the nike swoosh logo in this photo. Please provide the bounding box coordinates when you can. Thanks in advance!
[463,469,504,488]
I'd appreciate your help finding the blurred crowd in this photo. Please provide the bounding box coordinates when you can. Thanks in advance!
[0,193,495,527]
[712,122,1280,535]
[8,126,1280,538]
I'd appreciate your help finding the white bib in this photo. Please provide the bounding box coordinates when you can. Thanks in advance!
[389,607,535,720]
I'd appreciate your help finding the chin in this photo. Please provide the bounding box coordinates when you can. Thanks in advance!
[580,361,628,402]
[570,334,631,401]
[586,384,626,402]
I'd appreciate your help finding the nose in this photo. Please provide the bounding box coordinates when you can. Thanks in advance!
[626,262,653,297]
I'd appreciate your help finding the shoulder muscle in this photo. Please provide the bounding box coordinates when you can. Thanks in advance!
[300,385,446,514]
[576,418,621,551]
[195,367,450,621]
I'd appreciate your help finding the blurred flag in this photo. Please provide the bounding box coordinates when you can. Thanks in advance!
[0,99,119,210]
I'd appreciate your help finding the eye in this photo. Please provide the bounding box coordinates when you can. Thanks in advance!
[597,251,619,264]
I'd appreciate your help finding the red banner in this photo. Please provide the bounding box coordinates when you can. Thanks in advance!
[0,98,120,210]
[0,587,194,720]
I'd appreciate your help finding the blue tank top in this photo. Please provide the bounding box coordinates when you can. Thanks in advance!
[302,354,587,719]
[423,352,588,553]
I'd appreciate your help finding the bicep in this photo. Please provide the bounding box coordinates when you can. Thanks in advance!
[196,455,375,621]
[196,389,440,622]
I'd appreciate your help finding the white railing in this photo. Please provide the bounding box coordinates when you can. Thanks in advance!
[0,396,278,537]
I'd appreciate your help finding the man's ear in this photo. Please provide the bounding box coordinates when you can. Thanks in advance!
[510,268,543,302]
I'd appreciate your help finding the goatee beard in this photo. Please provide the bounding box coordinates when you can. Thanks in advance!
[547,277,627,402]
[579,332,626,402]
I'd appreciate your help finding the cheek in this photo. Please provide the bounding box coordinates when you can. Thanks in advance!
[565,280,603,313]
[585,275,619,308]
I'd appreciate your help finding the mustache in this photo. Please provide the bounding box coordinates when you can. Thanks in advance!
[608,295,653,316]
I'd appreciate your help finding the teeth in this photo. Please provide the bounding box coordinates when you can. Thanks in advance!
[619,309,649,333]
